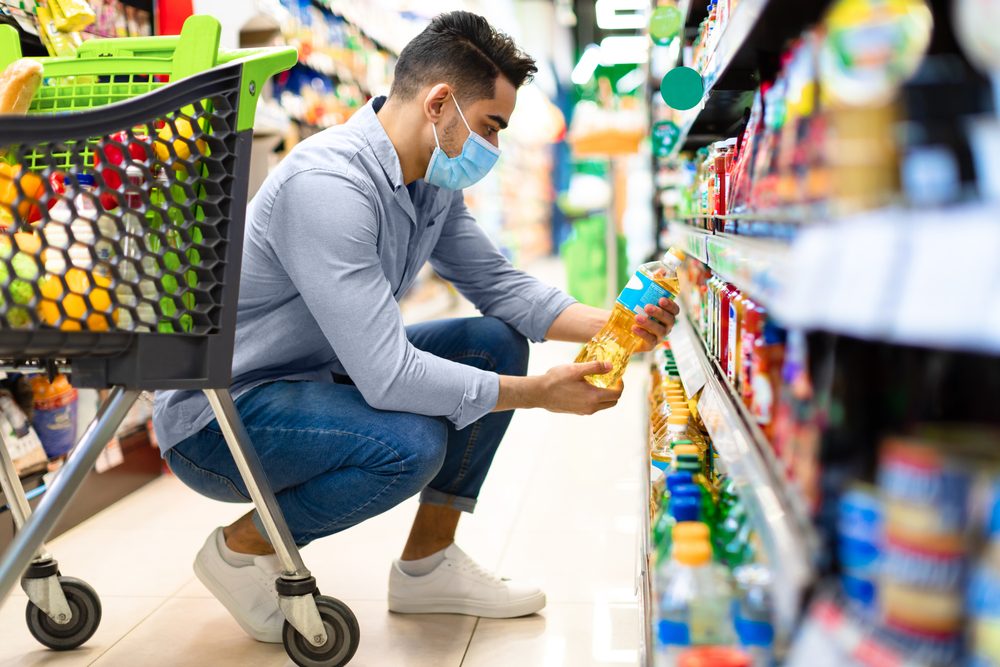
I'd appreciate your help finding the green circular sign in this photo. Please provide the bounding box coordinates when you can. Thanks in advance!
[660,66,704,111]
[649,6,682,45]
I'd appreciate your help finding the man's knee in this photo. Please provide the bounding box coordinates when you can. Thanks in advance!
[477,317,529,377]
[394,416,448,490]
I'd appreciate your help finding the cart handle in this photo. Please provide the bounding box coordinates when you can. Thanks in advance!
[0,15,296,131]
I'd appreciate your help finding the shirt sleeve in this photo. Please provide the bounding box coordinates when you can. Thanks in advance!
[264,170,498,429]
[430,191,576,343]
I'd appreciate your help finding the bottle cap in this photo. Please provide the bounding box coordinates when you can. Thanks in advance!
[673,538,711,565]
[667,414,689,426]
[671,496,700,522]
[666,472,693,490]
[672,521,710,542]
[674,445,700,457]
[75,173,95,187]
[672,439,694,446]
[677,647,753,667]
[671,484,701,500]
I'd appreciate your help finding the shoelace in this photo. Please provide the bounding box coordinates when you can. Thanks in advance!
[453,552,506,584]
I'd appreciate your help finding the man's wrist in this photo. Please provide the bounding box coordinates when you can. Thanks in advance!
[495,374,545,412]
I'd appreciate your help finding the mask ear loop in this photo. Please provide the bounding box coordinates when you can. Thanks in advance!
[451,95,473,136]
[430,121,442,149]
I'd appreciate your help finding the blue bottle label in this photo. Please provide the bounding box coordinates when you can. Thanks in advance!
[617,271,674,315]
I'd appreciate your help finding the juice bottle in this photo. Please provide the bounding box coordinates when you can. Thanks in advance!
[706,276,720,355]
[576,249,685,388]
[718,283,736,369]
[739,300,763,409]
[727,289,744,386]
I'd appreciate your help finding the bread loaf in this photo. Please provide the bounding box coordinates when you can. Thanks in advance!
[0,59,43,115]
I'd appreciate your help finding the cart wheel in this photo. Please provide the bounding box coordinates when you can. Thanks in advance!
[25,577,102,651]
[282,595,360,667]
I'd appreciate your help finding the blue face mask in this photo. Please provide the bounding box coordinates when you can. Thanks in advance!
[424,96,500,190]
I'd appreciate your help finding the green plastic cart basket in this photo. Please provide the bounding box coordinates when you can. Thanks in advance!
[0,16,363,667]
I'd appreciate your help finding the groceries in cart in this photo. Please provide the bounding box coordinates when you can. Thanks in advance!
[0,54,222,335]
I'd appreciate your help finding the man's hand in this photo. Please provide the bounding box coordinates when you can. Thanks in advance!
[495,361,623,415]
[632,298,680,353]
[537,361,624,415]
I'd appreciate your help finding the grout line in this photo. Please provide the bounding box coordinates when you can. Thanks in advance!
[459,616,481,666]
[86,595,173,666]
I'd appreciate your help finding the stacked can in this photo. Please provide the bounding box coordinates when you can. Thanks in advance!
[877,437,971,666]
[838,485,882,613]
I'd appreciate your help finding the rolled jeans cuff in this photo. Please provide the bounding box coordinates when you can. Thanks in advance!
[420,487,477,513]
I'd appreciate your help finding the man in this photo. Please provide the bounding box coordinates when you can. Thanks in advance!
[153,10,678,643]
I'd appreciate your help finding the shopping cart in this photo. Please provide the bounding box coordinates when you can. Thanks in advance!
[0,15,361,667]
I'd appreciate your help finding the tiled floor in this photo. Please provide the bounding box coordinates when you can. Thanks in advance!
[0,260,646,666]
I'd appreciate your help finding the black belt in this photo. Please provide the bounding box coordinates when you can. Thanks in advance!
[332,372,355,386]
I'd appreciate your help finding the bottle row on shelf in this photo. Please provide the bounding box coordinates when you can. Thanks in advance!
[645,343,776,667]
[653,0,998,234]
[642,246,1000,666]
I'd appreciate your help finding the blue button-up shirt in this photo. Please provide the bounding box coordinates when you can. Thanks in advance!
[153,97,575,452]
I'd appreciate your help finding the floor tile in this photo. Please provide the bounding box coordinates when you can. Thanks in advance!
[90,597,475,667]
[0,594,167,667]
[498,528,639,606]
[462,600,640,667]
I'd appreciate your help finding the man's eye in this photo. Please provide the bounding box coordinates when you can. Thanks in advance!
[485,126,498,136]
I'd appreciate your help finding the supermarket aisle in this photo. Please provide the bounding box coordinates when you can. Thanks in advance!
[0,259,646,667]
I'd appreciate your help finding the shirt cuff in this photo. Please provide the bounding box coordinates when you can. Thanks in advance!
[448,367,500,430]
[522,289,577,343]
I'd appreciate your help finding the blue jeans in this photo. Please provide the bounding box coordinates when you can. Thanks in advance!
[164,317,528,546]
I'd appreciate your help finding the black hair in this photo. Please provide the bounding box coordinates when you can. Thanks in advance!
[389,11,537,102]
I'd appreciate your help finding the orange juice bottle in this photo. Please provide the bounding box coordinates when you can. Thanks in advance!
[577,249,685,388]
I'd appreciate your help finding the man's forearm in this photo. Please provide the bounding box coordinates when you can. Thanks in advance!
[494,374,543,411]
[544,303,609,344]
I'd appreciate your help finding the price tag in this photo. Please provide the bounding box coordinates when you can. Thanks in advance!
[893,208,1000,350]
[824,213,901,337]
[669,319,706,396]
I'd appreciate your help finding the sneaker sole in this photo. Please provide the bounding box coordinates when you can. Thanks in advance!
[193,555,283,643]
[387,590,546,618]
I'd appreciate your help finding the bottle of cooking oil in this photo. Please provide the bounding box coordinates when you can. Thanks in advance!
[577,248,685,387]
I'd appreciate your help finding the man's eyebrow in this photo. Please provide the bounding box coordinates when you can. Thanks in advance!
[488,114,509,130]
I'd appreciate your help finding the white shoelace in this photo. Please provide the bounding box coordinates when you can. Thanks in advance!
[451,551,506,584]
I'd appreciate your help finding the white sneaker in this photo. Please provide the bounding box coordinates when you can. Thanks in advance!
[193,527,284,643]
[388,544,546,618]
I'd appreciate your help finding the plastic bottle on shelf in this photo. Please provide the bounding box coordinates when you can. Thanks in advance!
[655,525,736,665]
[576,249,685,388]
[732,564,775,667]
[653,492,702,565]
[739,299,763,408]
[718,283,735,369]
[727,288,744,385]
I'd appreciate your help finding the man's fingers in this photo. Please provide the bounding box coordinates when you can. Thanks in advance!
[632,326,658,347]
[637,312,668,337]
[573,360,611,377]
[660,298,681,315]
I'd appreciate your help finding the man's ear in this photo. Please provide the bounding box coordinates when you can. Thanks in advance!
[423,83,453,123]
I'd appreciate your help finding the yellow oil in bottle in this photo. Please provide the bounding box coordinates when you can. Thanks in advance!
[577,250,684,388]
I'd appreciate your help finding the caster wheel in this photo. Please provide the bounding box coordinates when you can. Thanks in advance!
[25,577,102,651]
[282,595,360,667]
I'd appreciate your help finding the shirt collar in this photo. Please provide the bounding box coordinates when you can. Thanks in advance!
[351,96,405,191]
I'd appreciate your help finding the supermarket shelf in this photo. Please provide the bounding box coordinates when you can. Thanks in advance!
[664,0,831,154]
[669,314,818,639]
[775,203,1000,355]
[667,221,790,308]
